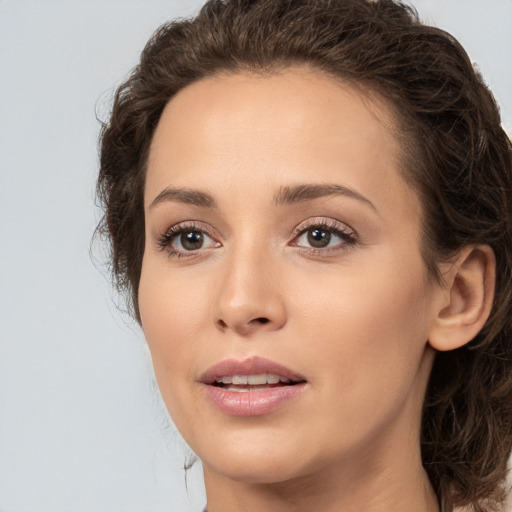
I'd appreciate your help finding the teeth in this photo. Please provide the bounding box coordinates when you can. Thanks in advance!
[248,374,267,385]
[232,375,248,385]
[265,374,279,384]
[214,373,291,385]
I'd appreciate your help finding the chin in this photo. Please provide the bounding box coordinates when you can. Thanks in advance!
[207,456,305,485]
[200,438,312,484]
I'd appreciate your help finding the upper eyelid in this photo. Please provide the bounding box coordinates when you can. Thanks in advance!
[290,217,356,238]
[162,220,218,237]
[155,220,220,249]
[156,217,357,247]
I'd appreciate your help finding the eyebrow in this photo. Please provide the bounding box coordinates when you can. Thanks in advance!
[149,183,377,212]
[149,187,217,209]
[273,183,377,212]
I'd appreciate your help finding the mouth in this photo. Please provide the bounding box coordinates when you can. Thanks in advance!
[200,357,308,416]
[211,372,302,392]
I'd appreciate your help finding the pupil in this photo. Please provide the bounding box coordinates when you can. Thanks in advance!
[307,228,331,248]
[181,230,203,250]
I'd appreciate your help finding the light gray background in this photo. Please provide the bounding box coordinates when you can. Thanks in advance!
[1,1,511,511]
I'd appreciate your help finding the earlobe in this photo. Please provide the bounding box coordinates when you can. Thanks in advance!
[428,245,496,352]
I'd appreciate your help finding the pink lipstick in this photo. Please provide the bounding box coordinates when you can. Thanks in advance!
[199,356,307,416]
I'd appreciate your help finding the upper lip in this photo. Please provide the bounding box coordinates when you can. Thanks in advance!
[199,356,306,384]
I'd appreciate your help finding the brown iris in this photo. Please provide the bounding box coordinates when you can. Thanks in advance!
[180,230,204,250]
[307,228,331,248]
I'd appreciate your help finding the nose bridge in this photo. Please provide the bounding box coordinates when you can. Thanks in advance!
[214,236,286,334]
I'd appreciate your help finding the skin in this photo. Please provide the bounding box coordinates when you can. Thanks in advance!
[139,66,449,512]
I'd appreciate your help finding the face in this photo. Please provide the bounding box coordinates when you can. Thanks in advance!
[139,67,441,485]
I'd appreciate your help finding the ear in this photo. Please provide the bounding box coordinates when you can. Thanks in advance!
[428,245,496,352]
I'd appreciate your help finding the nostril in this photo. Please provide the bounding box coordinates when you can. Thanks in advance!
[216,316,273,331]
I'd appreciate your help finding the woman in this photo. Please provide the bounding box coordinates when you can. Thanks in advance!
[96,0,512,511]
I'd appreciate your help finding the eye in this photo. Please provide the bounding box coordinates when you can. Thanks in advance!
[172,230,212,251]
[299,227,335,248]
[157,223,221,257]
[292,220,357,252]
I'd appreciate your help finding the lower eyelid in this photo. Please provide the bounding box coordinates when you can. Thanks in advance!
[295,233,355,248]
[156,222,223,258]
[289,219,358,250]
[156,219,356,254]
[172,231,218,250]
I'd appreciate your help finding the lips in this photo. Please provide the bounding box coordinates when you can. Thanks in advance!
[199,356,307,416]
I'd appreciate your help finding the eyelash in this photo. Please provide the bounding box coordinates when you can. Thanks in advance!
[156,219,357,259]
[290,219,357,254]
[156,221,219,259]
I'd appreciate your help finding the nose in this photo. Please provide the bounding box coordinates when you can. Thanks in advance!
[214,249,287,336]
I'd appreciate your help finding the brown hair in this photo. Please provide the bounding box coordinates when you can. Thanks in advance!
[96,1,512,510]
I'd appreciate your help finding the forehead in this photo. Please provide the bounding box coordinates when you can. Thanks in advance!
[145,66,419,223]
[149,67,399,169]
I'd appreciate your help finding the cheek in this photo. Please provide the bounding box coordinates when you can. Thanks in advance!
[288,251,433,411]
[138,260,211,405]
[293,253,430,339]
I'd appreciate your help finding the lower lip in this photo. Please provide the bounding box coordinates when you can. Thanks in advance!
[203,383,307,416]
